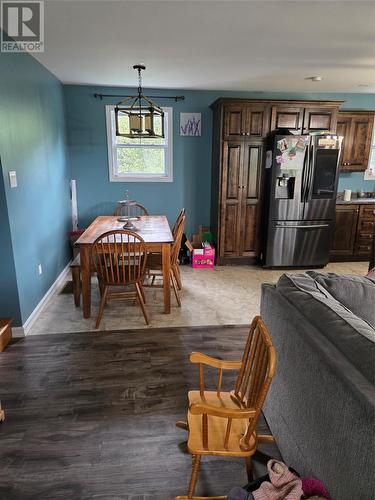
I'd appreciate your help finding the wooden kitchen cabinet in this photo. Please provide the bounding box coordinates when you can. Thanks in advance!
[303,106,338,133]
[337,111,374,172]
[217,138,264,262]
[270,103,340,134]
[210,98,355,265]
[211,99,269,264]
[223,103,270,139]
[355,205,375,256]
[330,205,359,256]
[331,203,375,260]
[270,106,304,133]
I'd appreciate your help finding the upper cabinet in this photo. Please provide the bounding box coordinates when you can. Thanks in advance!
[270,103,339,134]
[336,111,374,172]
[223,103,270,139]
[270,106,304,133]
[302,107,338,133]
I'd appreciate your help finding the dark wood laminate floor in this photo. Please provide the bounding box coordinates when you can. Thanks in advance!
[0,325,281,500]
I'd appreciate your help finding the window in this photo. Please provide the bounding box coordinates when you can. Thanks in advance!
[106,105,173,182]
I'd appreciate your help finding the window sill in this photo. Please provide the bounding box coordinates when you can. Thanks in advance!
[109,174,173,183]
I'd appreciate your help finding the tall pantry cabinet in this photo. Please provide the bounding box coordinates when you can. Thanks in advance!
[210,100,270,264]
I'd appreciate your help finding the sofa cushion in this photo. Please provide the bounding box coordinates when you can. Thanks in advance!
[276,273,375,384]
[307,271,375,327]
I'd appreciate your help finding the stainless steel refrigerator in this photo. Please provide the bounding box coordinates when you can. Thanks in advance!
[262,134,342,268]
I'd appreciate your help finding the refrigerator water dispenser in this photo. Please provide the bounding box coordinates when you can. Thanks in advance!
[275,174,295,199]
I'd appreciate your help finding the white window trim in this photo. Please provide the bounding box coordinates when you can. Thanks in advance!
[106,105,173,183]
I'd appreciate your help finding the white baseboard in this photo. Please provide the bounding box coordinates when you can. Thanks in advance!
[14,262,71,337]
[12,327,26,338]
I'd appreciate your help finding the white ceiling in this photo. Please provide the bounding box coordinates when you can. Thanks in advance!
[33,0,375,92]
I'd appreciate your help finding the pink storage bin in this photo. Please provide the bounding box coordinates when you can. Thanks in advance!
[192,244,215,269]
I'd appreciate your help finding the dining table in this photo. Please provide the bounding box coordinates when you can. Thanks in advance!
[75,215,174,318]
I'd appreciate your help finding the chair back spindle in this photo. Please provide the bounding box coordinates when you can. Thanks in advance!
[199,363,205,398]
[216,368,223,397]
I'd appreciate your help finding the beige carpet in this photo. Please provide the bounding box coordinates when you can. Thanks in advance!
[29,261,369,335]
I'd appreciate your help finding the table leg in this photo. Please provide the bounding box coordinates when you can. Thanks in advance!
[162,243,171,314]
[81,245,91,319]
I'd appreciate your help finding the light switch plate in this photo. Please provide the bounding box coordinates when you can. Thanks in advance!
[9,171,17,188]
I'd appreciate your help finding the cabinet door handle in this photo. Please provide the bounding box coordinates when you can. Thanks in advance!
[246,132,250,136]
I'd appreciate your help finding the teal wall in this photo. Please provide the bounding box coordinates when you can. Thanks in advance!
[0,159,21,322]
[64,86,375,236]
[338,172,375,192]
[0,51,71,326]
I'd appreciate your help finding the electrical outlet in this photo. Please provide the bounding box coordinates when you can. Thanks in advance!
[38,264,43,275]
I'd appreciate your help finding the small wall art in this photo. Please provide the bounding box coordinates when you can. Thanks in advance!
[180,112,201,136]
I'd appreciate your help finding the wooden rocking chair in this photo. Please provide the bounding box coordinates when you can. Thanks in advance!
[175,316,277,500]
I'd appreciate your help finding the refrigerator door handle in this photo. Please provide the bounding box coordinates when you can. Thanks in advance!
[275,223,330,229]
[305,141,314,202]
[317,189,335,195]
[300,146,309,202]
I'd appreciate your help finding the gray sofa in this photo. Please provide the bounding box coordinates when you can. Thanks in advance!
[260,272,375,500]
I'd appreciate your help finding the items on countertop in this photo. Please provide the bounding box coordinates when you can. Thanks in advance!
[227,460,330,500]
[343,189,352,201]
[336,190,375,204]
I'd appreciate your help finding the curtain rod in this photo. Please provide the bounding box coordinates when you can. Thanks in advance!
[94,93,185,102]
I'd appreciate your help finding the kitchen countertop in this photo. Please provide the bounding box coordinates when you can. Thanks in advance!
[336,197,375,205]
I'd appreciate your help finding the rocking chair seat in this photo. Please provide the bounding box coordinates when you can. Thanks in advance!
[187,390,256,457]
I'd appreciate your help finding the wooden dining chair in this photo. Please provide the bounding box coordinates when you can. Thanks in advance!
[171,208,186,289]
[91,230,149,328]
[146,212,186,306]
[114,202,149,217]
[147,208,186,290]
[175,316,277,500]
[172,208,186,237]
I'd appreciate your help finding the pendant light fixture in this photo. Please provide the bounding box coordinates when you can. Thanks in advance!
[115,65,164,139]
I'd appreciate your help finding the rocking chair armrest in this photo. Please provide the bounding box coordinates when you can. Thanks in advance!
[189,352,242,370]
[189,402,256,420]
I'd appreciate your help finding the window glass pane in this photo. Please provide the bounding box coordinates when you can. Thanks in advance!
[116,114,165,146]
[116,147,165,175]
